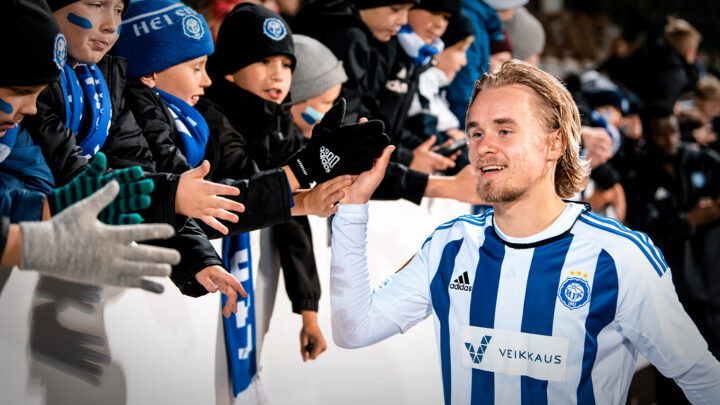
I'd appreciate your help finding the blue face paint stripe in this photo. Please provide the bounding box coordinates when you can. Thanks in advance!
[577,250,618,404]
[429,238,464,405]
[520,234,574,405]
[67,13,93,29]
[301,113,317,126]
[117,24,121,35]
[469,227,505,404]
[0,98,12,115]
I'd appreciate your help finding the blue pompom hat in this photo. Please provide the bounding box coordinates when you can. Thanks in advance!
[114,0,214,79]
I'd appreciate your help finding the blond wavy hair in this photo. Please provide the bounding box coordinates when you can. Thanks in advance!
[465,59,589,198]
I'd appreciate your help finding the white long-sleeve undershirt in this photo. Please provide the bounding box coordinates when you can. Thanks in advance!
[330,204,429,348]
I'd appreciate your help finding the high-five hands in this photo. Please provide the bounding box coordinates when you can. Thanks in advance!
[292,175,352,218]
[286,98,389,188]
[340,145,396,205]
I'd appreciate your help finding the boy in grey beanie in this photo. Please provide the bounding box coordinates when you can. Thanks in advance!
[289,35,348,139]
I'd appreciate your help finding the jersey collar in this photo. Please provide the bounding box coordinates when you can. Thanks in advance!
[490,201,590,249]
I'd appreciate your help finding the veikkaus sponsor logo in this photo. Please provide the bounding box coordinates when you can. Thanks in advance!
[497,347,563,365]
[461,326,569,381]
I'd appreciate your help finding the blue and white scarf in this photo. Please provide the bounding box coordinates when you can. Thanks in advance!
[58,63,113,158]
[397,25,444,66]
[155,88,209,168]
[222,233,257,397]
[0,126,19,163]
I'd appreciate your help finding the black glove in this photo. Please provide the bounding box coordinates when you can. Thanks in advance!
[286,98,390,188]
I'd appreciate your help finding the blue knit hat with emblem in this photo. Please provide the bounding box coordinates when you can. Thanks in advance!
[208,3,296,77]
[0,0,65,86]
[113,0,214,79]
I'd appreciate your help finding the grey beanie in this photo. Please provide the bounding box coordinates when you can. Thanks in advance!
[504,7,545,60]
[291,34,348,103]
[484,0,528,11]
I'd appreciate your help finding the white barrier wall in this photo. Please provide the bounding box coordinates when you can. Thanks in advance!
[0,198,470,405]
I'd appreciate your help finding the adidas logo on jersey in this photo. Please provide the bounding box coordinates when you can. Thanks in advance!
[320,146,340,174]
[450,271,472,292]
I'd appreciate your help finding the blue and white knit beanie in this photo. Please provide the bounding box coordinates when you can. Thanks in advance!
[114,0,214,79]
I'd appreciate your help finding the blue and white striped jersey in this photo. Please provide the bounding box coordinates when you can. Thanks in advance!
[331,202,718,405]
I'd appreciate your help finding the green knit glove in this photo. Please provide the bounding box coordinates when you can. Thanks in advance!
[47,152,154,224]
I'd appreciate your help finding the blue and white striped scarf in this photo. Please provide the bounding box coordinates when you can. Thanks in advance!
[0,126,18,163]
[222,233,257,397]
[397,25,444,66]
[58,63,112,158]
[155,88,210,168]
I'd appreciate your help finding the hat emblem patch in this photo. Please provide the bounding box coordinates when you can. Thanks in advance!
[182,15,204,40]
[262,17,287,41]
[53,33,67,70]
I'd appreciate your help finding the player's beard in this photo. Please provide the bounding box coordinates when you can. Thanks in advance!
[476,179,524,203]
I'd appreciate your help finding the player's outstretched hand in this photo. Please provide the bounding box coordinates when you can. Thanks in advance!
[194,265,247,318]
[340,145,395,205]
[176,160,246,235]
[19,181,181,293]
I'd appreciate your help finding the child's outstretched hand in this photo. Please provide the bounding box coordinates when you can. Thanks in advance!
[194,265,247,318]
[176,160,246,235]
[291,175,352,218]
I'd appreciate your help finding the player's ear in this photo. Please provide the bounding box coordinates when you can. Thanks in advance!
[547,129,563,161]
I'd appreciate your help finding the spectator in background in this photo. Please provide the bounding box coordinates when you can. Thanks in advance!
[628,101,720,405]
[391,0,462,174]
[579,70,629,221]
[618,17,701,108]
[445,0,505,124]
[502,5,545,66]
[293,0,462,175]
[406,12,474,144]
[679,108,718,148]
[694,75,720,122]
[488,29,513,72]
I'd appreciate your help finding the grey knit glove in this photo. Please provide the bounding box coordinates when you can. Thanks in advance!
[19,181,181,293]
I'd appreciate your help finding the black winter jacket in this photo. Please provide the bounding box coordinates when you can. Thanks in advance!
[198,79,320,313]
[125,82,294,238]
[23,55,223,297]
[626,144,720,299]
[617,39,698,106]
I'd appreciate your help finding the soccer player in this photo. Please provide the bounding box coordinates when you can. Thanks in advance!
[330,59,720,404]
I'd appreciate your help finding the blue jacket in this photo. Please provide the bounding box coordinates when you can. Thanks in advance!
[0,126,55,222]
[446,0,505,124]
